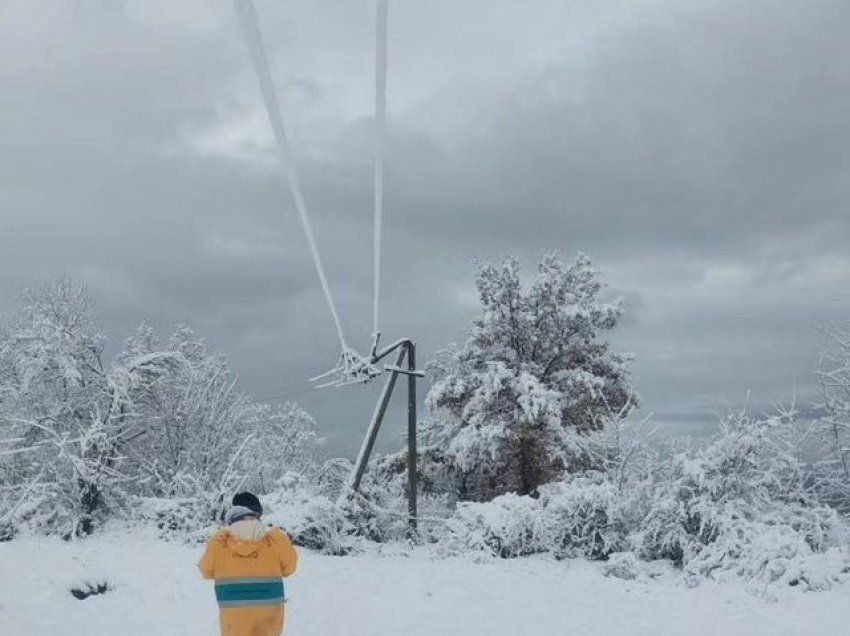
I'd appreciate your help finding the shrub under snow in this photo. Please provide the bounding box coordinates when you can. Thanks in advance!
[262,477,355,556]
[632,409,849,589]
[442,408,850,590]
[443,474,627,560]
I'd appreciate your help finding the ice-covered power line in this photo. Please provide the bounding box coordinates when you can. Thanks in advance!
[233,0,348,350]
[232,1,418,526]
[233,0,380,388]
[373,0,389,338]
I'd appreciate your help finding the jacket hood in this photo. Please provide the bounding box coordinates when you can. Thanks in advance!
[222,518,270,555]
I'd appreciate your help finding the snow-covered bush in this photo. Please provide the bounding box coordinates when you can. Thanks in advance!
[682,510,848,591]
[262,479,355,555]
[315,457,355,497]
[440,406,849,590]
[257,468,450,554]
[632,408,849,589]
[444,492,548,558]
[138,475,359,552]
[129,496,220,543]
[602,552,644,581]
[443,474,629,560]
[424,253,636,502]
[0,489,19,541]
[244,455,455,553]
[544,475,627,560]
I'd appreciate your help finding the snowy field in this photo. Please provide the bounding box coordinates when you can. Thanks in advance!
[2,527,848,636]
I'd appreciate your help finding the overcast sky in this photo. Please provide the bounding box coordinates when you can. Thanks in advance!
[1,0,848,456]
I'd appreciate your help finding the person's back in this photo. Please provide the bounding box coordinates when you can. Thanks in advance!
[199,493,298,636]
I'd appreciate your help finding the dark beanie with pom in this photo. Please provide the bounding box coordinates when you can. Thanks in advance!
[232,491,263,517]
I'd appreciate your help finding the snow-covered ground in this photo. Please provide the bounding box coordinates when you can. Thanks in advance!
[2,528,848,636]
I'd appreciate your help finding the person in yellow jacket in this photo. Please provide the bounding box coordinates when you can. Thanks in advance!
[199,492,298,636]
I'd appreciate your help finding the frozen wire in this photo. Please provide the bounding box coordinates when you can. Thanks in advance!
[373,0,389,338]
[309,346,381,389]
[233,0,348,350]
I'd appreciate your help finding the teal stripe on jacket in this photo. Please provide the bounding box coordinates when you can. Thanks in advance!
[215,577,285,608]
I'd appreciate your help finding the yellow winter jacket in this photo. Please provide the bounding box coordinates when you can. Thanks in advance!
[199,525,298,636]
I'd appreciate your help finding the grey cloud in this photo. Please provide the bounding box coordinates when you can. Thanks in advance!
[1,0,848,455]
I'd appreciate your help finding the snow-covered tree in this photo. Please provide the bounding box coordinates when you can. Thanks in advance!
[0,279,326,536]
[425,253,636,501]
[817,325,850,510]
[118,325,247,500]
[243,401,326,493]
[119,325,325,516]
[0,280,134,535]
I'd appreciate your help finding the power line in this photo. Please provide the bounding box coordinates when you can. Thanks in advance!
[373,0,389,337]
[233,0,349,350]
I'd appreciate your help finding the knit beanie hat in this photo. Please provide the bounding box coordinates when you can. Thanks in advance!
[225,505,258,526]
[232,491,263,517]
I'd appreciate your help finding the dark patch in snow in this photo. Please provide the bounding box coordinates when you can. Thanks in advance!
[0,521,15,542]
[70,581,112,600]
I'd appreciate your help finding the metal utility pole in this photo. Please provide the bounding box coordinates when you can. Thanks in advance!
[407,343,418,531]
[344,336,422,532]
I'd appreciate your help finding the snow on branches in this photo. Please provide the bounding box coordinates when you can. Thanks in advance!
[0,279,129,536]
[817,324,850,509]
[425,253,636,500]
[442,406,849,591]
[0,280,323,537]
[633,407,848,591]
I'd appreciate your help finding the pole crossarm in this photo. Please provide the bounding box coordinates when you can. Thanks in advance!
[383,364,425,377]
[370,334,414,364]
